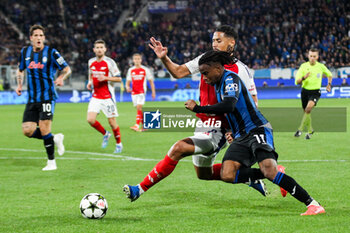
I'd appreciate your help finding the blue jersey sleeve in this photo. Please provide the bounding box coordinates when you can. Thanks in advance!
[18,47,26,71]
[51,48,68,71]
[223,73,240,100]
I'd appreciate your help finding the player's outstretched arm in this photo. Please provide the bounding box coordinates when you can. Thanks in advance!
[55,66,71,86]
[16,69,24,96]
[149,37,190,79]
[185,97,237,114]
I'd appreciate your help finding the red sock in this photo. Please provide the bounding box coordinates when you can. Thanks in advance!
[113,126,121,144]
[136,110,143,125]
[211,163,222,180]
[140,155,178,191]
[91,121,106,135]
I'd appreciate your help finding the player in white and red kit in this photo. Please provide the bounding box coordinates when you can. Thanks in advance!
[124,26,273,201]
[87,40,123,153]
[126,53,156,131]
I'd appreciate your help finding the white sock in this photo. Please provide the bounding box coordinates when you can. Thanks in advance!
[48,159,56,166]
[137,184,144,195]
[308,199,320,207]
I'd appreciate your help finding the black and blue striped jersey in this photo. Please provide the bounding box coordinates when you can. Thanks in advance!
[215,70,268,138]
[18,45,68,103]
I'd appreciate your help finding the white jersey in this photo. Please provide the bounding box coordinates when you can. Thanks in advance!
[185,54,257,95]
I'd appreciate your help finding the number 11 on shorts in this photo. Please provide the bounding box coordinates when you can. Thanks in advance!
[254,134,266,144]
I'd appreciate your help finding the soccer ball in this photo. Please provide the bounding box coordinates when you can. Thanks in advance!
[80,193,108,219]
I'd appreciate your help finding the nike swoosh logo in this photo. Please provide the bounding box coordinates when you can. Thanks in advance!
[291,186,296,195]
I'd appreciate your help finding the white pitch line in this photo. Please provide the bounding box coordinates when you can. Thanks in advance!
[0,148,160,162]
[0,148,347,163]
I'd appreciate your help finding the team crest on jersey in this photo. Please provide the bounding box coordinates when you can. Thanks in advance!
[43,57,47,63]
[317,73,321,78]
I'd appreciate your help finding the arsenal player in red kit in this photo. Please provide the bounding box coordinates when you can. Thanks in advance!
[123,25,278,201]
[87,40,123,153]
[125,53,156,131]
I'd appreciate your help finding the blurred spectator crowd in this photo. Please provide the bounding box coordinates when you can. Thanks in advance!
[0,0,349,78]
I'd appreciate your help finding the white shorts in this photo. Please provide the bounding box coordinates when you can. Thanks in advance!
[88,97,119,118]
[190,125,227,167]
[131,94,145,106]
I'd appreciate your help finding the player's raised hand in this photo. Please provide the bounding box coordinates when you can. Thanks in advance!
[15,86,22,96]
[149,37,168,59]
[185,99,197,111]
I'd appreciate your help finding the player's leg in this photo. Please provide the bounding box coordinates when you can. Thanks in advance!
[136,104,143,130]
[108,117,123,153]
[258,157,325,215]
[22,103,40,138]
[130,94,145,131]
[191,128,225,180]
[39,119,56,171]
[102,98,121,151]
[295,89,309,137]
[22,122,39,137]
[123,137,196,202]
[304,99,316,139]
[87,98,110,148]
[87,111,106,134]
[220,139,268,196]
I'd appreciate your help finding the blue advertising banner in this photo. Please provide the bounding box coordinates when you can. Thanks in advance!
[1,86,349,105]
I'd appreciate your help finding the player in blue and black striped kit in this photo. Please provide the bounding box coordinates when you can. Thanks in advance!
[185,50,325,216]
[16,25,71,171]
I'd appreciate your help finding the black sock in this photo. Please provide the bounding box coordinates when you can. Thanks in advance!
[273,172,313,205]
[30,128,42,139]
[43,133,54,160]
[234,168,265,184]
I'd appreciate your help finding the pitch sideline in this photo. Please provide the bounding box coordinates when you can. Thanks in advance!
[0,148,347,163]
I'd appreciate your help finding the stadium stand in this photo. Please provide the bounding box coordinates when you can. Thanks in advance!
[0,0,349,82]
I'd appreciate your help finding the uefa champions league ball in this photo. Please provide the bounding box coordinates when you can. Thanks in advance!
[80,193,108,219]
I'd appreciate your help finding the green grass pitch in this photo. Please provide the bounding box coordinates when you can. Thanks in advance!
[0,99,349,233]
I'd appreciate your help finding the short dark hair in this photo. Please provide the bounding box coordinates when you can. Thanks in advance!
[215,25,238,40]
[133,53,142,58]
[199,50,233,66]
[309,48,319,53]
[94,39,106,46]
[29,25,45,36]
